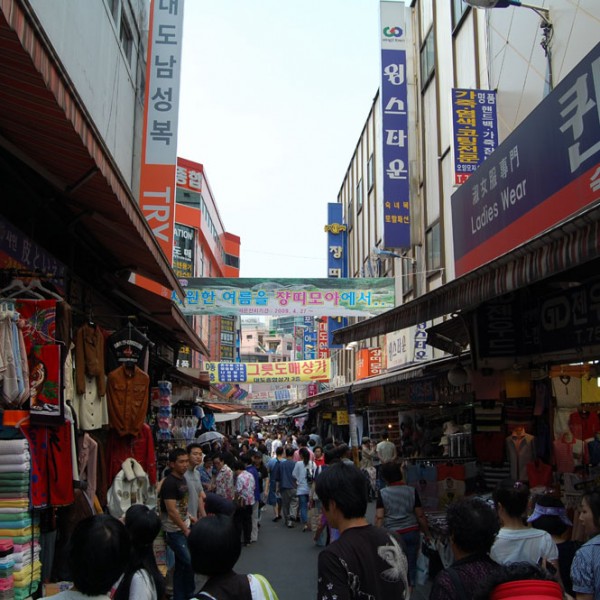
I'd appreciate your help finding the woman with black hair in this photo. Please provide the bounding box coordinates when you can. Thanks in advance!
[292,447,316,532]
[188,514,277,599]
[570,488,600,599]
[529,495,578,596]
[114,505,165,600]
[490,480,558,572]
[430,497,500,599]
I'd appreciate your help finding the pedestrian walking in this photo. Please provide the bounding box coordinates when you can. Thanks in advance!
[233,459,255,546]
[274,446,297,528]
[214,452,235,501]
[292,447,315,532]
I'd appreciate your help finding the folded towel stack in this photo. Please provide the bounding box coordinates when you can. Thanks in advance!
[0,438,40,598]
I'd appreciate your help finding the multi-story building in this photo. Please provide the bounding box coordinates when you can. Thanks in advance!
[240,320,294,363]
[175,157,241,365]
[319,1,600,445]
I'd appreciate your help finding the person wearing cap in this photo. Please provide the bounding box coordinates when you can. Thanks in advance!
[570,488,600,600]
[529,495,578,596]
[490,480,559,573]
[430,497,501,600]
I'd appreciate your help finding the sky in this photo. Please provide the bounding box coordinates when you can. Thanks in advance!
[177,0,383,279]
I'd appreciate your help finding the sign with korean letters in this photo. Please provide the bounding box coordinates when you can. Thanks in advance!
[386,322,432,370]
[452,41,600,277]
[139,0,185,260]
[205,359,331,384]
[355,348,383,380]
[172,223,195,278]
[452,89,498,184]
[380,1,411,249]
[326,202,348,348]
[176,278,395,317]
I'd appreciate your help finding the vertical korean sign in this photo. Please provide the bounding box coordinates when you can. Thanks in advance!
[380,1,410,249]
[139,0,185,269]
[452,89,498,184]
[325,202,348,350]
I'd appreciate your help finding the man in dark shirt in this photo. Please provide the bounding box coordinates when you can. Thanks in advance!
[315,462,408,600]
[275,447,298,528]
[160,448,195,600]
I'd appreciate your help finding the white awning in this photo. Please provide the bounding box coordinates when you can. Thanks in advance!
[213,412,244,423]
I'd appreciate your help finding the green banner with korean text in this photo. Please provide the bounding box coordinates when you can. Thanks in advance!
[175,278,395,317]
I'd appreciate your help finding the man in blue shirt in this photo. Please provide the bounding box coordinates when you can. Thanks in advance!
[275,447,297,528]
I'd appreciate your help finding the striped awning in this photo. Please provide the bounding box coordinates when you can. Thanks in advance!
[333,200,600,345]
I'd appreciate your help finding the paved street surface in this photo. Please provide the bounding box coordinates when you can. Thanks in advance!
[235,502,431,600]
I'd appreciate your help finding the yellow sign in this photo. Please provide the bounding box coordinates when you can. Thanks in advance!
[336,410,349,425]
[205,359,330,384]
[321,412,333,420]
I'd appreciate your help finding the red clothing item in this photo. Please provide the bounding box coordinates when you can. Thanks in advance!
[105,423,156,485]
[526,459,553,488]
[22,421,75,508]
[569,410,600,440]
[474,432,505,463]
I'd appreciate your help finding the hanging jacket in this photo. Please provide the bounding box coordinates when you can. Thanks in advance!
[107,458,156,519]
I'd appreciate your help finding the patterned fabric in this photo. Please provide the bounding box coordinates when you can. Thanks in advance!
[430,554,500,600]
[215,464,235,501]
[235,470,255,506]
[570,534,600,598]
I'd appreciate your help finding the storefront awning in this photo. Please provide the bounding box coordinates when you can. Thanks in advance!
[203,401,251,413]
[169,367,210,389]
[0,1,184,300]
[333,202,600,345]
[111,280,209,355]
[213,412,244,423]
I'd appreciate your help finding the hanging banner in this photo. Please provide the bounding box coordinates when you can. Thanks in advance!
[176,278,395,317]
[173,223,195,278]
[452,89,498,184]
[139,0,185,260]
[326,203,348,348]
[380,1,411,248]
[205,359,331,384]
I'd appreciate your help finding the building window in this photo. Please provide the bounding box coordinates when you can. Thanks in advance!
[420,27,435,87]
[120,14,133,64]
[451,0,469,30]
[225,254,239,268]
[176,188,201,208]
[426,223,441,272]
[111,0,120,22]
[367,154,374,191]
[356,179,363,213]
[347,198,354,231]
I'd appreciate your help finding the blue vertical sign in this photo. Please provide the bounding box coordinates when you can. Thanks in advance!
[325,203,348,349]
[380,1,410,249]
[303,316,317,360]
[452,89,498,184]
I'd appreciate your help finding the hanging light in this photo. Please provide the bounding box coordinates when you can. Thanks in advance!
[448,364,468,387]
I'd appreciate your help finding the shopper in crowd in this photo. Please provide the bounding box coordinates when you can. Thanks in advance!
[313,445,325,468]
[204,491,236,517]
[274,446,297,528]
[293,436,314,462]
[474,562,563,600]
[267,446,283,522]
[360,437,377,500]
[429,497,500,600]
[185,443,207,522]
[490,480,558,573]
[292,447,316,532]
[198,454,215,492]
[213,452,235,501]
[159,448,195,600]
[529,495,579,596]
[570,488,600,599]
[188,514,278,599]
[115,505,165,600]
[233,459,255,547]
[41,514,129,600]
[241,452,261,543]
[316,462,408,599]
[375,461,431,591]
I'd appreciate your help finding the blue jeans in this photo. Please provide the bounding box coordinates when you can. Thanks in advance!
[298,494,309,525]
[165,530,195,600]
[399,529,420,586]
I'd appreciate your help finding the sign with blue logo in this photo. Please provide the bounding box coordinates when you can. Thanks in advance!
[452,89,498,184]
[380,1,410,249]
[451,42,600,276]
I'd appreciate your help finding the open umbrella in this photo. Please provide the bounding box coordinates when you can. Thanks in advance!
[196,431,225,445]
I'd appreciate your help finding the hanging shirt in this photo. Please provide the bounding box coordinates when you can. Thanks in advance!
[106,326,150,372]
[569,410,600,441]
[552,376,582,408]
[106,365,150,437]
[506,433,536,481]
